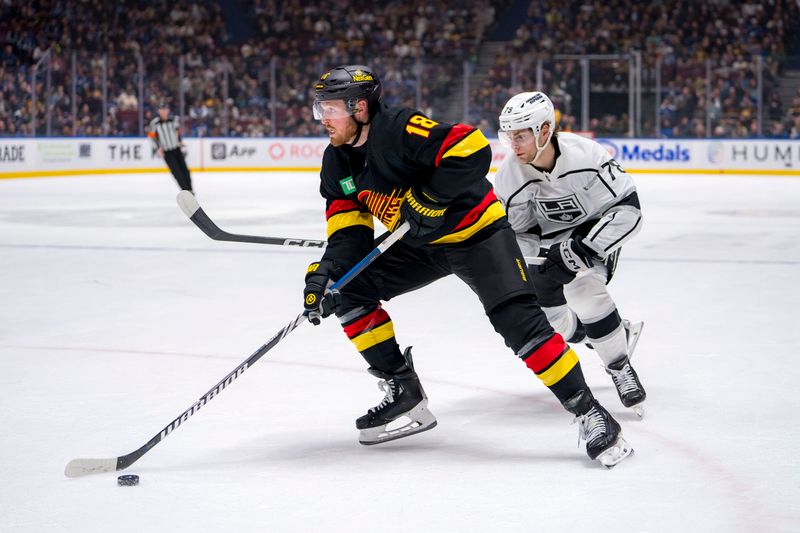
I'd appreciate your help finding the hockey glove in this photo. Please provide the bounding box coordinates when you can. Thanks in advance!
[539,237,596,284]
[399,186,449,239]
[303,261,341,325]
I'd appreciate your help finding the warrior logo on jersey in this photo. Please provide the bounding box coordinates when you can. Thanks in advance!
[358,188,406,230]
[536,195,587,224]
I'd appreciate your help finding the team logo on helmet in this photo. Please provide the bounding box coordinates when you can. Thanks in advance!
[351,69,374,82]
[526,94,545,105]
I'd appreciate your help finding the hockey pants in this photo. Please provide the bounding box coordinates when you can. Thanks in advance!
[332,225,592,405]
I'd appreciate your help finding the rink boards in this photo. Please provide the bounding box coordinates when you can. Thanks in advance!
[1,137,800,178]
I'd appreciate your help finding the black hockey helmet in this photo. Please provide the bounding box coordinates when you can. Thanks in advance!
[313,65,382,119]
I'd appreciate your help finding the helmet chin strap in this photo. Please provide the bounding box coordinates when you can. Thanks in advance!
[530,127,554,165]
[348,115,370,147]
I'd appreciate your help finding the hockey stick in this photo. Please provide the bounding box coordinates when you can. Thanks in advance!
[177,190,326,248]
[64,222,410,478]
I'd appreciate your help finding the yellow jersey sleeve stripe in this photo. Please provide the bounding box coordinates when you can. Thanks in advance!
[537,349,579,387]
[327,211,374,238]
[430,201,505,244]
[350,321,396,352]
[441,130,490,160]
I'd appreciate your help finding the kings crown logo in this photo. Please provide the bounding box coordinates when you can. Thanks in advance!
[537,195,586,224]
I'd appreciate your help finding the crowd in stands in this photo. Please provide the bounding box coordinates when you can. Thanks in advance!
[239,0,508,136]
[0,0,506,137]
[2,0,800,139]
[0,0,227,136]
[479,0,800,137]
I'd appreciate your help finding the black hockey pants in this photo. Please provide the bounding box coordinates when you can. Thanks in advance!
[334,225,552,370]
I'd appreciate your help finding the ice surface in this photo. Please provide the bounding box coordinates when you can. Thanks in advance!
[0,171,798,532]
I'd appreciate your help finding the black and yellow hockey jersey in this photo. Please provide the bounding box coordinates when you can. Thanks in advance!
[319,106,505,267]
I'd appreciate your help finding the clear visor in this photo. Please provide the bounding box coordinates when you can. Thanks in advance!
[312,100,354,121]
[498,128,536,148]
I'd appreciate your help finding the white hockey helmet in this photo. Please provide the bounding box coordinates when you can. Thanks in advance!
[498,91,555,163]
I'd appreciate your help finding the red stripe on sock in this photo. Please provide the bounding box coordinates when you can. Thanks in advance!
[523,334,568,374]
[343,308,390,339]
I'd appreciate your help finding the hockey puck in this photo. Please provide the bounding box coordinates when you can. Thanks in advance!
[117,474,139,486]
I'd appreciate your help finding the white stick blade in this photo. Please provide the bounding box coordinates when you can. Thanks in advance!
[64,457,117,478]
[176,190,200,218]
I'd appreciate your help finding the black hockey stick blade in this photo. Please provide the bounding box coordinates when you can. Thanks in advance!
[176,190,325,248]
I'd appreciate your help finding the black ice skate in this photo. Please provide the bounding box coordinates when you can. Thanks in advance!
[606,355,647,418]
[564,390,633,468]
[356,348,437,445]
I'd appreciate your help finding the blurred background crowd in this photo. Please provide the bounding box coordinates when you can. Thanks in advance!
[2,0,799,139]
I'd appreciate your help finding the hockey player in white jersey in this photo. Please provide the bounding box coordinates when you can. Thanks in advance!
[494,91,647,420]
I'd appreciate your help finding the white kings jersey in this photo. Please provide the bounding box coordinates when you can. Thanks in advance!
[494,132,642,260]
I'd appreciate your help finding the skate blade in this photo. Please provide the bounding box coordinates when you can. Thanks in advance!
[359,405,438,445]
[626,321,644,359]
[597,436,633,468]
[632,404,645,419]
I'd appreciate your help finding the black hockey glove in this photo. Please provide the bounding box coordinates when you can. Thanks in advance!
[303,261,341,325]
[399,186,450,239]
[539,237,596,284]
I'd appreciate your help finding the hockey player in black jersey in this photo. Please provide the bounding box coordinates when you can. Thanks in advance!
[302,65,632,467]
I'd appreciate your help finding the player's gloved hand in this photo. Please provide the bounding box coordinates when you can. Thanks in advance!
[539,237,596,284]
[399,186,450,239]
[303,261,341,325]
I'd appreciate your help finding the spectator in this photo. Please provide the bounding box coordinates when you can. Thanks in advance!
[1,0,798,138]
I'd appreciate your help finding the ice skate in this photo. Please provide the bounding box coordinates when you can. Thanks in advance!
[565,390,633,468]
[356,348,437,445]
[606,355,646,418]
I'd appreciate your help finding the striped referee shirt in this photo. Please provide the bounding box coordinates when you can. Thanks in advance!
[148,116,182,151]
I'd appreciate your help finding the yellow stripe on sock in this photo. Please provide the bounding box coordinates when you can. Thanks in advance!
[351,321,396,352]
[537,349,579,387]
